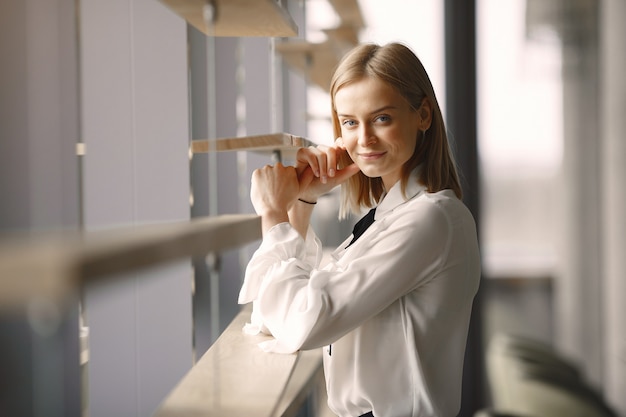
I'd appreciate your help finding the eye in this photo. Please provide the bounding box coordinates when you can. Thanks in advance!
[341,119,357,127]
[375,115,391,123]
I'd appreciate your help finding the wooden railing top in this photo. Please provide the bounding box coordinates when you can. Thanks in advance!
[191,133,313,159]
[0,214,261,312]
[154,304,320,417]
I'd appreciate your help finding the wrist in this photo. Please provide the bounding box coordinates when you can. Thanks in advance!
[261,209,289,235]
[298,192,320,204]
[263,209,289,223]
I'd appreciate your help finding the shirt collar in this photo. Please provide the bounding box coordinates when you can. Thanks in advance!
[374,167,426,220]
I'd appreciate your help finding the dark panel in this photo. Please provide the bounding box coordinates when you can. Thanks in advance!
[444,1,485,415]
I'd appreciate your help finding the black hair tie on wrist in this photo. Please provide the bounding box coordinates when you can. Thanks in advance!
[298,198,317,205]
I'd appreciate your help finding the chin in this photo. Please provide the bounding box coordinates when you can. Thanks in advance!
[359,168,382,179]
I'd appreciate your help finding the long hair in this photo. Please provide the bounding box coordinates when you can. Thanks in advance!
[330,43,462,218]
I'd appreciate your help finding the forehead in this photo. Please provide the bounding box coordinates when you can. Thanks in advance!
[334,76,408,114]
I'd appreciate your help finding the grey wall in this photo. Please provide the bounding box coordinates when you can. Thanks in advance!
[189,33,243,353]
[0,0,80,232]
[79,0,192,416]
[0,0,81,416]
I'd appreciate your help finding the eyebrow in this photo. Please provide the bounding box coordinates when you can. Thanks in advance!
[337,105,397,118]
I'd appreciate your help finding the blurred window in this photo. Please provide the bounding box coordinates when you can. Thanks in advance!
[477,0,563,278]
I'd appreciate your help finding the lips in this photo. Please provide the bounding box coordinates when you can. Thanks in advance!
[358,151,386,160]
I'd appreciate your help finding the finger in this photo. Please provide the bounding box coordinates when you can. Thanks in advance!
[298,165,316,190]
[316,150,329,184]
[326,147,340,178]
[296,147,320,177]
[333,162,361,184]
[251,166,266,184]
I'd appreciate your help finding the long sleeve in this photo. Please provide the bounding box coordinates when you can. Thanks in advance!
[253,199,458,352]
[238,222,324,349]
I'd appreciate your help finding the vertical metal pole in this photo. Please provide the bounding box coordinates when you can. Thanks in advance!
[272,149,283,164]
[202,1,222,345]
[444,1,484,415]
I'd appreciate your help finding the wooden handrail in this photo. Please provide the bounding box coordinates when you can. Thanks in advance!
[274,348,330,417]
[155,304,328,417]
[154,305,297,417]
[0,212,329,416]
[0,214,261,312]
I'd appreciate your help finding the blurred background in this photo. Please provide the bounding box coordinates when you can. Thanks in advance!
[1,0,624,416]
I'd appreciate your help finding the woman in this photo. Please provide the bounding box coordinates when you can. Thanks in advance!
[238,43,481,417]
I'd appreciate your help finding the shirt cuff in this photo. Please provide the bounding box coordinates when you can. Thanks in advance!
[238,223,304,304]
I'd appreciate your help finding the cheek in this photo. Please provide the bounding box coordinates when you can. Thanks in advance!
[398,127,418,150]
[341,130,356,149]
[404,134,418,152]
[344,136,359,160]
[344,145,357,163]
[387,130,417,161]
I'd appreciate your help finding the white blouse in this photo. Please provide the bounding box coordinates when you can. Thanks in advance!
[239,171,481,417]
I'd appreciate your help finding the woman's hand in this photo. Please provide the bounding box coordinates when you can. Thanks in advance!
[295,140,360,202]
[250,163,299,235]
[251,162,299,216]
[250,141,360,236]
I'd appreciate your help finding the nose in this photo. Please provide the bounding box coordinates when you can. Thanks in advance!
[358,125,376,147]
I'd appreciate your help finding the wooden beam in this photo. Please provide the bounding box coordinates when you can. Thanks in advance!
[0,215,261,312]
[323,25,360,49]
[191,132,313,156]
[327,0,365,29]
[275,41,341,92]
[159,0,298,37]
[78,215,261,280]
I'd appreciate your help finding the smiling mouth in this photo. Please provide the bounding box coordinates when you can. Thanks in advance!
[358,151,386,160]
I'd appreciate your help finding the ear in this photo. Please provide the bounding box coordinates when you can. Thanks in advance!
[416,97,433,131]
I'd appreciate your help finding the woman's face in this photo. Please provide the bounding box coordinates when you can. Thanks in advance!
[335,76,420,191]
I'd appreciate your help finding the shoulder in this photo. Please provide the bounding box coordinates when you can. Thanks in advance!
[411,189,474,225]
[374,192,452,245]
[385,189,475,242]
[401,189,458,222]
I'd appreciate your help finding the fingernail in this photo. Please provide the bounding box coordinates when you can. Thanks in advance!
[329,168,336,177]
[321,175,328,184]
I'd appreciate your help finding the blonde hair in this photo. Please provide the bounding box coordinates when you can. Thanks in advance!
[330,43,462,218]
